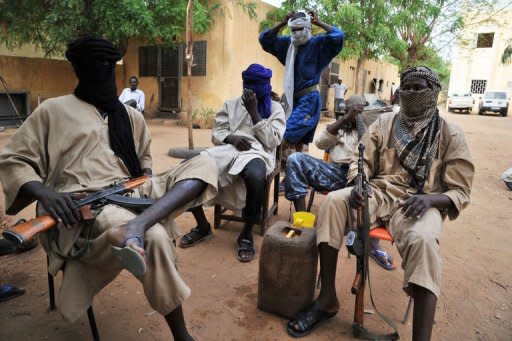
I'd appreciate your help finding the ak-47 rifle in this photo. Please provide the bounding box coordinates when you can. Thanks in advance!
[346,143,371,337]
[2,175,151,245]
[346,144,399,340]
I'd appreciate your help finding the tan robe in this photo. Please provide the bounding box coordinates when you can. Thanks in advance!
[316,112,474,297]
[0,95,218,321]
[202,97,285,211]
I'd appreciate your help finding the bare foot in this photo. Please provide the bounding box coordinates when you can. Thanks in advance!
[107,224,145,258]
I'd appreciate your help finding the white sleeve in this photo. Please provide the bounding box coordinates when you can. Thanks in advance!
[119,89,127,102]
[138,91,145,112]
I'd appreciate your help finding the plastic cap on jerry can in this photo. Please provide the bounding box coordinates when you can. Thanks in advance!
[292,211,316,228]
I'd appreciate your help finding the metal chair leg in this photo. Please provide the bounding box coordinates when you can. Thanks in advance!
[87,306,100,341]
[47,256,56,311]
[306,189,316,212]
[213,204,221,230]
[273,172,280,216]
[402,297,413,324]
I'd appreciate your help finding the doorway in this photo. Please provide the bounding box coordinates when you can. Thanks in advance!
[159,45,183,112]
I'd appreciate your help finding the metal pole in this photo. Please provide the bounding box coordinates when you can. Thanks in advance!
[185,0,195,149]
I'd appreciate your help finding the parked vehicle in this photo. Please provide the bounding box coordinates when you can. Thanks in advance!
[479,90,509,116]
[334,93,391,120]
[447,92,474,113]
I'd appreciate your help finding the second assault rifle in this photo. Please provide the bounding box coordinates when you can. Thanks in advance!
[345,144,399,340]
[2,175,152,245]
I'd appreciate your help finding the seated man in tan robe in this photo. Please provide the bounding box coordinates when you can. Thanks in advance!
[179,64,285,262]
[286,66,474,340]
[0,36,217,341]
[285,95,395,271]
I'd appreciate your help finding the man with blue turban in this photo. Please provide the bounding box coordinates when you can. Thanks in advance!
[259,11,344,153]
[179,64,285,262]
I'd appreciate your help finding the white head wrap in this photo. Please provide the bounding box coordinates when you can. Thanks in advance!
[283,11,312,118]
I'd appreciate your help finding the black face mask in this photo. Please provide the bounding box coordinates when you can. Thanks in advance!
[73,58,118,113]
[72,57,142,177]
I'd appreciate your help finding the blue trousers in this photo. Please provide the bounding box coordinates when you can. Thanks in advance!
[285,152,349,201]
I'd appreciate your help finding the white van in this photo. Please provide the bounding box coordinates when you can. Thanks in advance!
[479,91,509,117]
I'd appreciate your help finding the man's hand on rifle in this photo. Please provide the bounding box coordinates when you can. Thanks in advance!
[348,185,373,209]
[21,181,80,227]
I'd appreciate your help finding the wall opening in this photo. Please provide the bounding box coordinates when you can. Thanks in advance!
[476,33,494,48]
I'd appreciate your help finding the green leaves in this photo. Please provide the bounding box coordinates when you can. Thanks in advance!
[502,45,512,65]
[0,0,258,56]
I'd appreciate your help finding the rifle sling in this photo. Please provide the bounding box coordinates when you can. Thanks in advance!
[50,220,95,261]
[354,267,400,340]
[49,196,154,261]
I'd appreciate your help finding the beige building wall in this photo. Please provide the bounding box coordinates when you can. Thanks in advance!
[123,0,285,117]
[325,57,400,110]
[0,45,125,112]
[449,11,512,96]
[0,0,399,117]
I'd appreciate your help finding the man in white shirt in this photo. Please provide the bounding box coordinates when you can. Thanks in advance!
[331,79,347,112]
[119,76,145,112]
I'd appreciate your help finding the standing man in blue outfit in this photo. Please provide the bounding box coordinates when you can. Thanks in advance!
[259,11,344,154]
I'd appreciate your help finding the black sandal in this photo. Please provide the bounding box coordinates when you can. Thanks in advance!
[237,238,255,262]
[287,308,337,338]
[179,226,213,248]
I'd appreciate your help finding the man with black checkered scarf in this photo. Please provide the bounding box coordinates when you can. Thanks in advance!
[288,66,475,340]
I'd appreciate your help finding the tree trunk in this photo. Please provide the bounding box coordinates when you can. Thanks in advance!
[355,57,365,95]
[81,0,96,34]
[406,45,418,69]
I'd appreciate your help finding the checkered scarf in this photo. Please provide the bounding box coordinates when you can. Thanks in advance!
[394,66,441,192]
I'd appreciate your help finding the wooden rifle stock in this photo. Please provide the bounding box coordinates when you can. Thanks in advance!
[3,215,56,245]
[2,175,149,245]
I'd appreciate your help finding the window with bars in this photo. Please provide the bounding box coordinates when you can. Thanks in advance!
[476,33,494,48]
[138,45,158,77]
[470,79,487,94]
[329,61,340,85]
[182,41,207,76]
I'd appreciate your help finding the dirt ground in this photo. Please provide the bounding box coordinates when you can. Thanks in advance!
[0,110,511,341]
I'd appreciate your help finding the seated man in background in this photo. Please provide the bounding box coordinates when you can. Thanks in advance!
[0,35,217,341]
[287,66,474,340]
[285,95,395,270]
[179,64,285,263]
[119,75,145,112]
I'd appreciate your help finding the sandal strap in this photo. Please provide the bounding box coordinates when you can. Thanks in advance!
[182,228,209,243]
[373,249,393,263]
[238,239,254,252]
[292,309,333,333]
[125,235,144,248]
